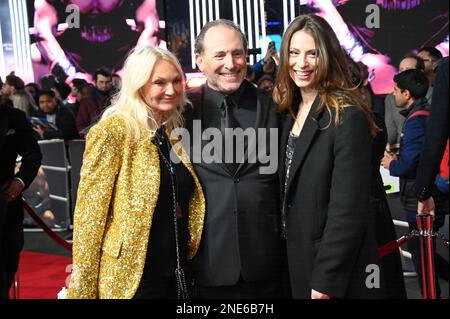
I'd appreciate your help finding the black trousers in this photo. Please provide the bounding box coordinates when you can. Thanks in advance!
[0,197,6,299]
[133,274,178,299]
[0,212,24,299]
[193,275,288,299]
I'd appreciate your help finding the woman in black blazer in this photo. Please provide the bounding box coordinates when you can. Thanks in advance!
[273,14,384,299]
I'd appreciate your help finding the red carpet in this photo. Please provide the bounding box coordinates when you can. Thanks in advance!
[14,251,72,299]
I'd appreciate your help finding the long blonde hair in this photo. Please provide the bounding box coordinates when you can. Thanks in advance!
[273,14,378,137]
[101,46,189,141]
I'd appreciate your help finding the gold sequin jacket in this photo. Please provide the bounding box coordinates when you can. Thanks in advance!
[67,116,205,299]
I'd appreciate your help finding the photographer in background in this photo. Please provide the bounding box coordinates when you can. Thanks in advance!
[253,41,279,84]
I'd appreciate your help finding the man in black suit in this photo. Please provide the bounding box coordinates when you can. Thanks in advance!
[0,103,42,299]
[416,57,449,213]
[184,19,286,298]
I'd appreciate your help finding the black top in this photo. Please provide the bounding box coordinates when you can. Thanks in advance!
[284,131,298,196]
[282,131,299,237]
[141,129,194,279]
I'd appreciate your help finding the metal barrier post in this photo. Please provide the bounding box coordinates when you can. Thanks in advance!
[9,272,19,299]
[416,214,436,299]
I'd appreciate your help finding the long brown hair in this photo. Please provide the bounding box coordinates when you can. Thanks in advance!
[273,14,378,137]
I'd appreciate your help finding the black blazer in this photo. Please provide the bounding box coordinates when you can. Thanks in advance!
[279,96,383,299]
[184,83,285,286]
[416,57,449,200]
[0,105,42,224]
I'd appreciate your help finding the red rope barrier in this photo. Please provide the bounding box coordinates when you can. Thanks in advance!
[378,234,412,259]
[22,200,73,252]
[21,198,448,299]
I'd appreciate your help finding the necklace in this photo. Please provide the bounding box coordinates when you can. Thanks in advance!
[292,100,315,135]
[152,128,189,299]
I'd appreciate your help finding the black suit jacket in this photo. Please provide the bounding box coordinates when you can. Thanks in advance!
[184,83,285,286]
[279,96,383,299]
[0,105,42,224]
[0,105,41,299]
[416,57,449,200]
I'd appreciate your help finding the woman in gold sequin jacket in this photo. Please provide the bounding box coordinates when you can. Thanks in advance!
[67,46,205,299]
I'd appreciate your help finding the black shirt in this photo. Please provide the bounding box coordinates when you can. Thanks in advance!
[203,80,257,130]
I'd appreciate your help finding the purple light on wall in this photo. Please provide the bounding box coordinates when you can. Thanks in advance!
[376,0,424,10]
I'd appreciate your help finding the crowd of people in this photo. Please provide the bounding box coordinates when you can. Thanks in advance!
[0,14,448,299]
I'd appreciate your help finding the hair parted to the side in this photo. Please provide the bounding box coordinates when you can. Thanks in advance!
[273,14,378,138]
[393,69,429,99]
[194,19,248,54]
[101,46,189,141]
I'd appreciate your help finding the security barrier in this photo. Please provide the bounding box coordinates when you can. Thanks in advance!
[22,139,86,230]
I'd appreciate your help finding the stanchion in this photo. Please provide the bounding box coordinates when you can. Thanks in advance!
[377,218,449,300]
[416,214,436,299]
[8,272,19,299]
[17,199,448,300]
[14,272,19,299]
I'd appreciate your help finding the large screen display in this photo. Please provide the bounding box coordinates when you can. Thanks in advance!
[26,0,166,83]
